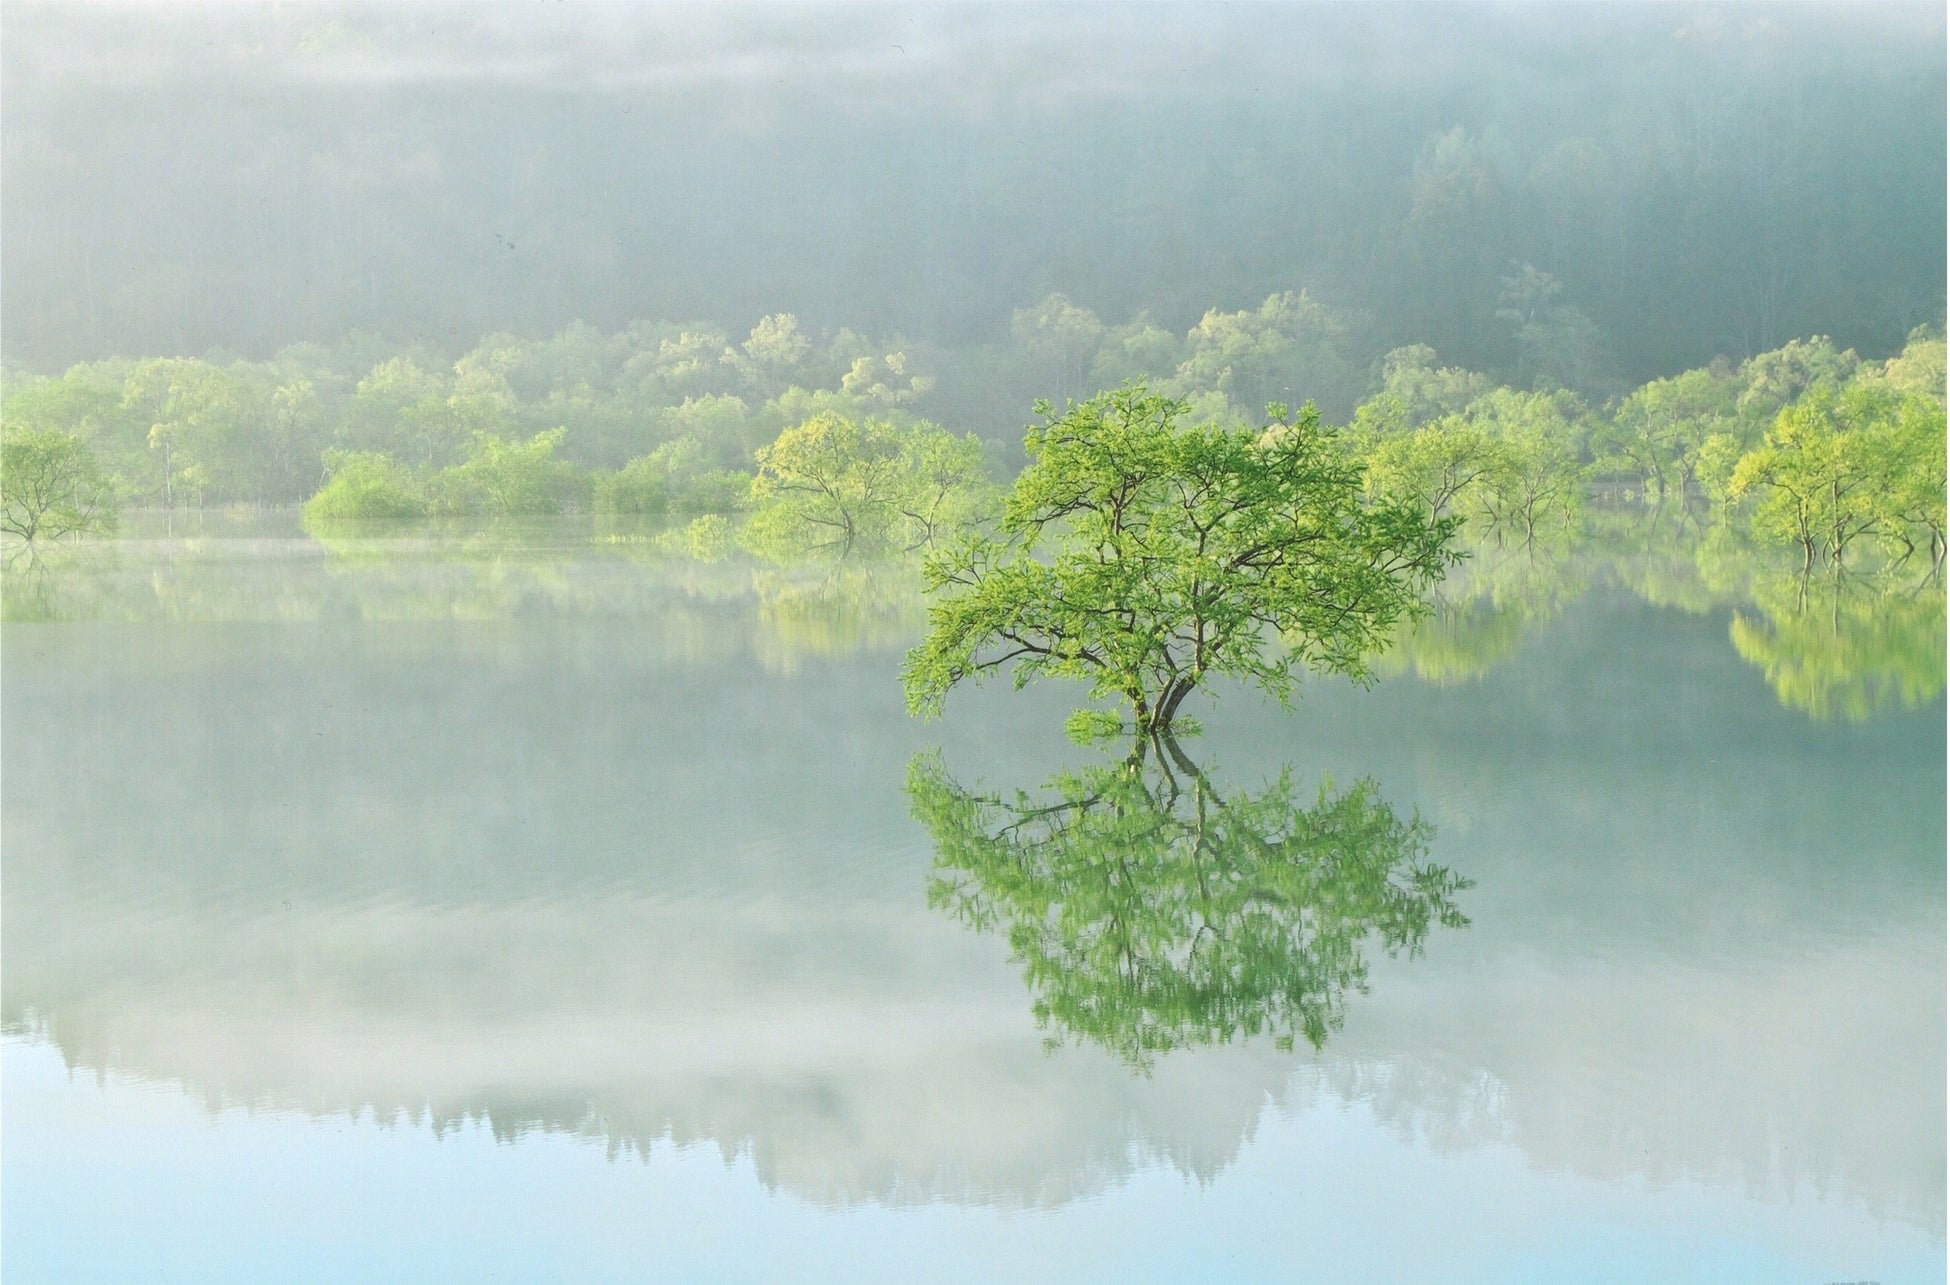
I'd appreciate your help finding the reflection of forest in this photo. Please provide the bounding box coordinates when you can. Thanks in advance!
[909,741,1468,1067]
[1730,570,1946,721]
[5,516,1941,719]
[2,599,1940,1226]
[1374,513,1944,715]
[0,520,928,678]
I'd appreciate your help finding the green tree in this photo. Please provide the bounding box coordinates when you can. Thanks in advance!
[1086,314,1184,392]
[1860,325,1946,403]
[1731,382,1905,569]
[1361,419,1497,525]
[1173,291,1359,422]
[1737,337,1860,428]
[1,429,119,541]
[1012,293,1105,407]
[839,348,936,409]
[1495,264,1615,396]
[345,357,460,467]
[907,741,1469,1068]
[1,362,145,483]
[747,414,988,558]
[121,358,253,508]
[746,413,911,556]
[624,325,735,402]
[725,313,814,399]
[431,427,581,516]
[903,384,1459,737]
[1370,345,1490,428]
[594,436,748,517]
[1870,391,1947,571]
[1467,387,1588,541]
[656,393,759,472]
[1603,364,1742,501]
[302,450,428,521]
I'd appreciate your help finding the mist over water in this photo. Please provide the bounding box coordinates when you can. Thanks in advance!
[3,3,1945,1281]
[3,525,1944,1280]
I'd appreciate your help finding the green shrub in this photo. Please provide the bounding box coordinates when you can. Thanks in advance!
[593,455,670,515]
[302,451,427,520]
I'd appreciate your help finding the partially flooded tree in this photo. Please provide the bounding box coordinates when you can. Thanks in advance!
[903,383,1458,737]
[1360,419,1496,526]
[1,429,119,541]
[907,741,1469,1068]
[1731,382,1908,570]
[746,413,991,558]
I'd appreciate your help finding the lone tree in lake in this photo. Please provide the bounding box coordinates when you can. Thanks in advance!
[902,383,1459,737]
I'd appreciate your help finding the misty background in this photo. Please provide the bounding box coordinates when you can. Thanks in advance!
[3,2,1943,414]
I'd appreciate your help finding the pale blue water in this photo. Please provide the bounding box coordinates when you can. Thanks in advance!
[3,525,1943,1282]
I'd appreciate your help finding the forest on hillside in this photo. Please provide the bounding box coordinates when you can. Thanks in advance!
[3,3,1942,382]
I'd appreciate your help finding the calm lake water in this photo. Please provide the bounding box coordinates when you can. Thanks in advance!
[4,516,1944,1283]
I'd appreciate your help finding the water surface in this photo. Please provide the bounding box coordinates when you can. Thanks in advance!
[4,520,1942,1282]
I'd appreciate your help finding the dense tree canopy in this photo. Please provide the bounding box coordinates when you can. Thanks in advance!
[1,428,118,541]
[902,384,1460,736]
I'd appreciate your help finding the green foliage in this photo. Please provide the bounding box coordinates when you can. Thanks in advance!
[1861,325,1947,402]
[122,357,255,507]
[725,313,814,399]
[745,413,910,556]
[907,743,1470,1068]
[1012,292,1107,406]
[903,383,1460,734]
[1737,336,1859,425]
[429,428,581,516]
[745,413,992,558]
[1601,364,1741,499]
[1361,419,1497,524]
[592,453,673,516]
[1,429,120,540]
[346,356,463,466]
[839,348,936,408]
[1730,572,1946,722]
[1869,392,1947,567]
[650,512,736,562]
[1172,291,1359,422]
[1467,388,1589,540]
[1730,381,1913,568]
[656,393,760,472]
[1371,345,1491,427]
[301,450,428,521]
[2,307,1936,567]
[1495,264,1615,395]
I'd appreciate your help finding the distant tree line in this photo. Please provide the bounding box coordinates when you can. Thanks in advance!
[2,303,1942,576]
[8,5,1941,391]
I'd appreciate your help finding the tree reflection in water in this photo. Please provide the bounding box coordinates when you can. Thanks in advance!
[1730,568,1947,721]
[907,737,1471,1070]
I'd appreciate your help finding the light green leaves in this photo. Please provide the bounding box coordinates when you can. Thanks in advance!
[902,382,1460,733]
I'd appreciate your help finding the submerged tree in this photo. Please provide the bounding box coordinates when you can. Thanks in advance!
[1731,382,1915,569]
[745,412,991,558]
[904,384,1458,736]
[1,429,119,542]
[907,741,1469,1068]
